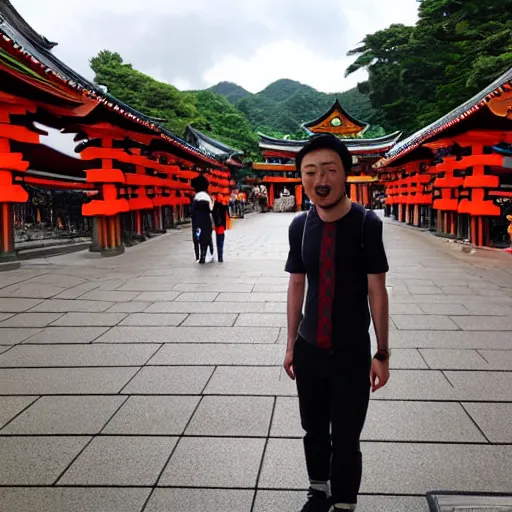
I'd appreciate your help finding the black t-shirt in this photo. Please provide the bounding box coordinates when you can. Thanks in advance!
[285,202,389,351]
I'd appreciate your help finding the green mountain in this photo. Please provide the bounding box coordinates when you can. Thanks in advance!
[89,51,379,161]
[227,79,377,137]
[89,51,260,158]
[208,81,251,104]
[259,79,310,103]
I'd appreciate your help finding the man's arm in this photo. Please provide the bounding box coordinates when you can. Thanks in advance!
[284,273,305,380]
[287,274,305,350]
[368,272,390,392]
[283,215,307,380]
[368,273,389,353]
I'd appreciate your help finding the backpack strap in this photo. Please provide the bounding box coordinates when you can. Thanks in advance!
[360,207,367,249]
[301,209,311,264]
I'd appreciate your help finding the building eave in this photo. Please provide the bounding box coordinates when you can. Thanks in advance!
[259,131,402,155]
[258,130,401,149]
[0,0,56,50]
[302,98,369,133]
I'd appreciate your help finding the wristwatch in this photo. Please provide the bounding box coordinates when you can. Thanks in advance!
[374,349,391,361]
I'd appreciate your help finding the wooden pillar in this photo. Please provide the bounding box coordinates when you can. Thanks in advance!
[471,217,477,245]
[477,216,483,247]
[405,204,410,225]
[350,184,357,203]
[135,211,142,236]
[362,184,369,207]
[97,216,106,251]
[0,203,17,269]
[413,204,419,227]
[99,214,123,256]
[89,217,101,252]
[295,185,302,211]
[153,208,158,230]
[437,210,443,232]
[160,206,165,232]
[450,213,457,237]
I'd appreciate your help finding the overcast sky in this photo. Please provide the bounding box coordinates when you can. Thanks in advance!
[15,0,418,93]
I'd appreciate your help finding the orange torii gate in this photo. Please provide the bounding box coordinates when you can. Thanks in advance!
[0,2,235,268]
[381,162,433,226]
[374,69,512,249]
[425,131,512,245]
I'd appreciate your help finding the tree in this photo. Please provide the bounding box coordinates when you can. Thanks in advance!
[346,0,512,135]
[89,51,261,158]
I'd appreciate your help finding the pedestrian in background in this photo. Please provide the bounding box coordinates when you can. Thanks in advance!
[212,194,230,263]
[191,175,214,264]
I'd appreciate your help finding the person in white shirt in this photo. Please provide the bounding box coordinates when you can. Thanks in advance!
[191,176,214,264]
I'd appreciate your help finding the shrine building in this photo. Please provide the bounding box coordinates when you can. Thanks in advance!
[374,68,512,249]
[251,99,401,210]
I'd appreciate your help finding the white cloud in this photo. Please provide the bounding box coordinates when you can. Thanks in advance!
[12,0,419,91]
[204,40,367,93]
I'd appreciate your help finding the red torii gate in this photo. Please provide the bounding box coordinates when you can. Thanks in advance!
[0,6,234,268]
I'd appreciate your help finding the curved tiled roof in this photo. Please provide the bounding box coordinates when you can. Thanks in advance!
[301,99,369,135]
[258,130,402,154]
[185,125,243,159]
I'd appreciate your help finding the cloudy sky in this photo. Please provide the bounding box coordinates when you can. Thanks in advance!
[16,0,419,93]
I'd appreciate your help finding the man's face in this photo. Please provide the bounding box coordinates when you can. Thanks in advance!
[300,148,347,209]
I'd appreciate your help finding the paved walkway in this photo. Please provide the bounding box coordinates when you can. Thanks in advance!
[1,212,512,512]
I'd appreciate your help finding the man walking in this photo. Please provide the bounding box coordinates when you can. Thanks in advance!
[283,134,390,512]
[191,175,214,264]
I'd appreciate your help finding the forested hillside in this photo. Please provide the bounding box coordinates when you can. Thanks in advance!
[208,82,251,104]
[346,0,512,135]
[225,79,377,137]
[90,51,260,158]
[90,52,379,159]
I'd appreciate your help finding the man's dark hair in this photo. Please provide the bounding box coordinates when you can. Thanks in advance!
[191,174,209,193]
[295,133,352,175]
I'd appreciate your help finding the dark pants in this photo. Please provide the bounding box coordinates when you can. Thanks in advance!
[293,335,371,507]
[193,237,199,260]
[216,233,225,261]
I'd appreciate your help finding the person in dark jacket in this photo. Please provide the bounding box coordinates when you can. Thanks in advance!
[191,175,214,264]
[212,194,230,262]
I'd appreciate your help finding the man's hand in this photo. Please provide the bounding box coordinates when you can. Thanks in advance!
[283,349,295,380]
[370,358,389,392]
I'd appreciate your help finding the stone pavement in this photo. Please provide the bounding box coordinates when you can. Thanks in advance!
[1,211,512,512]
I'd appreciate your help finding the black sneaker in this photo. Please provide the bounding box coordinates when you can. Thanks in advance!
[299,488,331,512]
